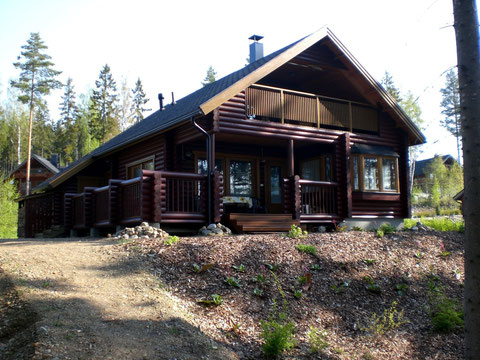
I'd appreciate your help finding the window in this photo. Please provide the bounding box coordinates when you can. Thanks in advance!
[229,160,252,196]
[351,154,398,192]
[300,155,334,182]
[197,159,224,175]
[126,157,154,179]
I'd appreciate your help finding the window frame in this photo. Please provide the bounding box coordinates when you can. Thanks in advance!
[351,154,399,193]
[299,155,334,182]
[125,156,155,179]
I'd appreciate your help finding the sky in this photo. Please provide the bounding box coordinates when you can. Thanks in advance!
[0,0,467,161]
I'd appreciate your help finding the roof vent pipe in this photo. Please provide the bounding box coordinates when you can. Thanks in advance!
[171,92,175,105]
[249,35,264,63]
[158,93,164,111]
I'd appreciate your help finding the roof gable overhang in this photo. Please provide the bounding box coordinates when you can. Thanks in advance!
[200,27,425,145]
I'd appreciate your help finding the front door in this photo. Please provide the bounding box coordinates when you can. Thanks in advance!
[265,161,284,213]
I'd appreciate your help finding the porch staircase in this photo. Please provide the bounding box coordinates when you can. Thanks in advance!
[227,213,300,233]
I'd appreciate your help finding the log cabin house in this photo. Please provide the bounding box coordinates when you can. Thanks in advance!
[18,28,425,237]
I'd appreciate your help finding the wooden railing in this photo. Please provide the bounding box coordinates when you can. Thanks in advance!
[118,175,153,225]
[245,84,378,132]
[152,171,208,223]
[22,193,55,237]
[92,179,122,227]
[72,187,95,229]
[299,179,338,215]
[283,175,339,221]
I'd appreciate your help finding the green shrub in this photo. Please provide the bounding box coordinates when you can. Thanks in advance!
[428,284,463,332]
[164,235,179,246]
[307,326,329,353]
[0,176,18,238]
[261,311,296,358]
[404,217,464,232]
[287,224,307,239]
[225,277,241,288]
[361,301,408,336]
[295,244,317,256]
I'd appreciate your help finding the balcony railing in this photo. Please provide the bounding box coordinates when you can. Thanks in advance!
[283,175,340,221]
[92,180,122,227]
[245,84,378,132]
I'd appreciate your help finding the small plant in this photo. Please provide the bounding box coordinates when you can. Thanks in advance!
[295,244,317,256]
[395,283,408,296]
[361,301,408,336]
[192,262,214,273]
[253,287,264,297]
[232,264,245,272]
[363,258,376,266]
[364,276,381,294]
[414,251,423,260]
[41,281,51,288]
[332,279,350,294]
[264,263,279,272]
[333,220,347,232]
[376,229,384,238]
[292,288,303,299]
[287,224,307,239]
[362,351,374,360]
[439,251,451,258]
[164,235,179,246]
[297,275,308,285]
[197,294,223,306]
[378,222,396,234]
[310,264,321,271]
[225,277,241,288]
[352,226,364,231]
[261,311,296,358]
[427,281,463,332]
[307,326,329,353]
[253,274,268,285]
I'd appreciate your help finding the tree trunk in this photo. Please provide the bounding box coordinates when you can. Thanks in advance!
[452,1,480,358]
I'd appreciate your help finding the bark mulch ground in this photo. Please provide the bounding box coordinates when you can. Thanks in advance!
[122,229,465,359]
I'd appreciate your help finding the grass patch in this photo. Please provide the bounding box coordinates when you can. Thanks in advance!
[404,217,464,232]
[295,244,317,256]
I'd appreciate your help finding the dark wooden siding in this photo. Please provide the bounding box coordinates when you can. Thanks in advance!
[117,134,166,179]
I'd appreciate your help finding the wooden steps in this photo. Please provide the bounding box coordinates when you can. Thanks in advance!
[227,213,299,233]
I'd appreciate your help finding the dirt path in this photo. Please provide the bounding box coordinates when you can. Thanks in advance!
[0,238,238,360]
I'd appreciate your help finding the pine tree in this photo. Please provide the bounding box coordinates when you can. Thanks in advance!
[202,66,217,86]
[381,71,402,103]
[57,78,78,164]
[440,69,461,164]
[10,33,62,195]
[77,93,100,159]
[89,64,119,143]
[130,78,150,124]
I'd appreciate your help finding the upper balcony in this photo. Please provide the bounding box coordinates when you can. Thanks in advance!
[245,84,379,134]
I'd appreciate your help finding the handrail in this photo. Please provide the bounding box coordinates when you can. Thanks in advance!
[299,179,338,187]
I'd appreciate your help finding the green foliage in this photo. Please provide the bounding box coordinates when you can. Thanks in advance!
[379,222,396,234]
[427,279,463,332]
[292,289,303,299]
[192,263,214,273]
[363,259,376,266]
[404,217,464,232]
[297,275,308,285]
[261,310,295,358]
[440,69,462,161]
[197,294,222,306]
[332,279,350,294]
[89,64,119,143]
[307,326,329,354]
[364,276,381,294]
[225,277,241,288]
[287,224,307,239]
[376,229,384,238]
[253,274,267,285]
[361,301,408,336]
[130,78,150,124]
[264,263,279,272]
[232,264,245,272]
[201,65,217,86]
[163,235,179,246]
[295,243,317,255]
[395,283,409,296]
[0,176,18,238]
[253,287,264,297]
[352,226,364,231]
[381,72,402,103]
[310,264,321,271]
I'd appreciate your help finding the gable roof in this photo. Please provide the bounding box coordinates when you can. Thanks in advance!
[9,154,59,178]
[36,27,425,192]
[414,155,457,178]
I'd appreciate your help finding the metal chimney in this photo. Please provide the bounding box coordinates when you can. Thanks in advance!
[249,35,264,63]
[158,93,164,111]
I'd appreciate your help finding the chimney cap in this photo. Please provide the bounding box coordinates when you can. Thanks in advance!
[249,35,264,42]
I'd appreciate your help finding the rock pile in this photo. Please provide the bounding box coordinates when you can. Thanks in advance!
[198,223,232,236]
[113,222,169,240]
[410,221,432,232]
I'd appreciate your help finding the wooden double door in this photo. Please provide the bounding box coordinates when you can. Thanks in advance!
[264,160,285,213]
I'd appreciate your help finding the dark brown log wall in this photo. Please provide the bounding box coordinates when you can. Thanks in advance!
[116,133,166,179]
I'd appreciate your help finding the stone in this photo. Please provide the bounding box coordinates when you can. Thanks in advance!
[410,226,418,232]
[213,228,223,235]
[140,222,149,227]
[317,226,327,233]
[131,235,139,240]
[216,223,222,228]
[122,234,129,240]
[207,224,216,230]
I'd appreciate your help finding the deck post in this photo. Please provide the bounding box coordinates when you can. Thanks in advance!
[288,139,294,177]
[342,133,352,218]
[291,175,301,220]
[212,170,222,223]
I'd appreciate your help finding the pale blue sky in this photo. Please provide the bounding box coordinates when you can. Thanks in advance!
[0,0,467,160]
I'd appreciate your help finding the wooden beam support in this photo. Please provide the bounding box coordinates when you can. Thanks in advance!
[287,139,294,176]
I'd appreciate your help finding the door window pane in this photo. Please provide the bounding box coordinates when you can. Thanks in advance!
[325,156,331,182]
[353,156,359,190]
[197,159,223,175]
[382,158,396,190]
[270,166,282,204]
[230,160,252,196]
[301,159,320,181]
[364,157,378,190]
